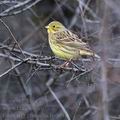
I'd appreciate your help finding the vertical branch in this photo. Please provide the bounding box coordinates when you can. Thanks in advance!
[77,0,88,38]
[96,0,111,120]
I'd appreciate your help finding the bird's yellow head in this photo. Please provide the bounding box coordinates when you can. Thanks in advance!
[45,21,65,33]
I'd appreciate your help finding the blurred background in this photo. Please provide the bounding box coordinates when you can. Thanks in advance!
[0,0,120,120]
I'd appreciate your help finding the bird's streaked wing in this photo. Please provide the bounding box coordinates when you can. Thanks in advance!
[54,30,91,51]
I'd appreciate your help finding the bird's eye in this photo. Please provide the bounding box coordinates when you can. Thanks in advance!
[53,25,55,28]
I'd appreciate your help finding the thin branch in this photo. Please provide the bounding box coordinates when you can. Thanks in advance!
[10,61,39,120]
[72,100,82,120]
[0,57,30,78]
[0,1,21,5]
[0,19,25,57]
[0,0,42,17]
[46,77,71,120]
[0,43,39,57]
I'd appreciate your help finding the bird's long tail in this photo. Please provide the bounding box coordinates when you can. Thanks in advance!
[94,53,101,59]
[80,50,100,59]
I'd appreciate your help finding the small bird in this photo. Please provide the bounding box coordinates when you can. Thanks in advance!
[45,21,100,62]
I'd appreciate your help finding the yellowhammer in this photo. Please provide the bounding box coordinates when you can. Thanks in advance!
[45,21,100,61]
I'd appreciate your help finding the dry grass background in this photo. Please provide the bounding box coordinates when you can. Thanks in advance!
[0,0,120,120]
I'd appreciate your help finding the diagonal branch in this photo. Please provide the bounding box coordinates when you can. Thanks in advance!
[0,57,30,78]
[0,19,26,57]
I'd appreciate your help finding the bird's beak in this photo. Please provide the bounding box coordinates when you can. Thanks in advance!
[45,25,49,29]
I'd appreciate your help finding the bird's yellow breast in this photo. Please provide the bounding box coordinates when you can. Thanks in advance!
[49,39,79,60]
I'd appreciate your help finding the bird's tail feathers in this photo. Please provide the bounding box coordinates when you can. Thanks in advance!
[80,50,100,59]
[94,53,100,59]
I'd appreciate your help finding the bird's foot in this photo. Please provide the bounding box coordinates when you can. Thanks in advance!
[57,61,70,68]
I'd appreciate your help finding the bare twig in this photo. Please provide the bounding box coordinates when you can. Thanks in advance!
[0,0,42,17]
[0,1,21,5]
[46,77,71,120]
[0,57,30,78]
[78,0,88,38]
[10,61,39,120]
[96,1,110,120]
[72,100,82,120]
[0,19,25,57]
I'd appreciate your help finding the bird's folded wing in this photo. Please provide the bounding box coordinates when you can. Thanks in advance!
[55,30,91,51]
